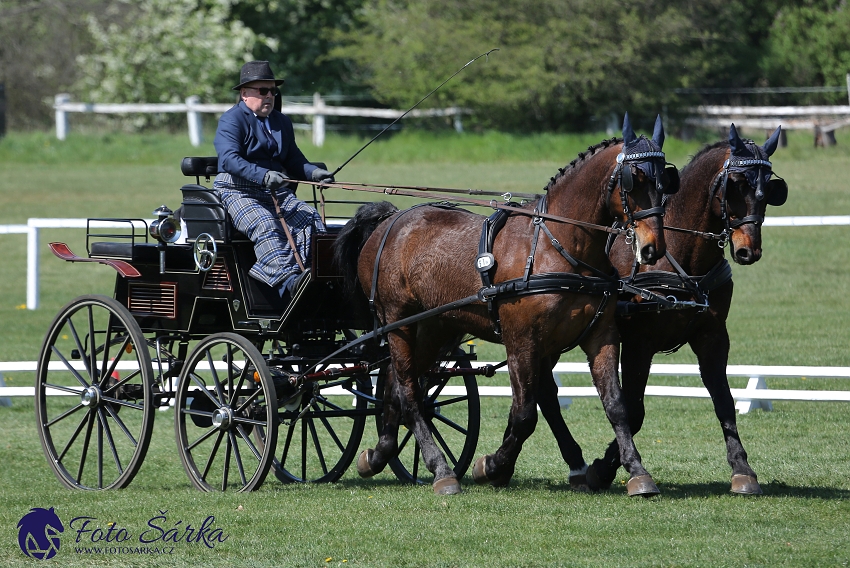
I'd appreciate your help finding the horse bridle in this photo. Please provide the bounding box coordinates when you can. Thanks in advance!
[606,149,671,245]
[710,155,774,248]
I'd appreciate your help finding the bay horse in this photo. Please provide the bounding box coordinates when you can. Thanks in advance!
[574,124,787,494]
[335,114,677,495]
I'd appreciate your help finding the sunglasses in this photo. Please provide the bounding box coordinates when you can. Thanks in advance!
[246,87,280,97]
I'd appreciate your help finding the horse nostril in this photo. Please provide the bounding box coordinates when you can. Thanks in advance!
[642,244,656,262]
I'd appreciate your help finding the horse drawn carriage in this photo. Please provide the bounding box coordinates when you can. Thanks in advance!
[35,157,481,492]
[35,115,787,496]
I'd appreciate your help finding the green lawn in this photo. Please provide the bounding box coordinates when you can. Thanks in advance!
[1,129,849,566]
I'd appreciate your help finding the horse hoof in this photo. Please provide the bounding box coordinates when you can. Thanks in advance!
[585,462,609,492]
[357,449,376,478]
[433,476,462,495]
[627,475,660,497]
[472,456,489,484]
[731,474,763,495]
[569,474,590,492]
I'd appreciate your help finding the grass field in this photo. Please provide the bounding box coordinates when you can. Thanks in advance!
[1,128,849,566]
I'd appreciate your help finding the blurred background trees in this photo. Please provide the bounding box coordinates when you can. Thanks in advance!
[1,0,848,132]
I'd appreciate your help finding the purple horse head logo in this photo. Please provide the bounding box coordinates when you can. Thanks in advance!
[17,507,64,560]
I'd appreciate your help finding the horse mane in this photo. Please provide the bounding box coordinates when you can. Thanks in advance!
[542,137,622,192]
[682,136,761,176]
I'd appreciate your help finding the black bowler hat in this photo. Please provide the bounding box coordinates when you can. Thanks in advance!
[232,61,284,91]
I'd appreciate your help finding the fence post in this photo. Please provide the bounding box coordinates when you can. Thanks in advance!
[453,108,464,133]
[312,92,325,147]
[186,96,203,147]
[0,83,6,139]
[735,376,773,414]
[846,73,850,106]
[27,224,40,310]
[55,94,71,141]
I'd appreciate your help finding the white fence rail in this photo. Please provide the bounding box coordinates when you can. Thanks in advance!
[54,93,468,148]
[2,361,848,415]
[2,216,849,310]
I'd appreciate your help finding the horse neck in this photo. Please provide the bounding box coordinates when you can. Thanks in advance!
[544,144,620,268]
[664,148,728,273]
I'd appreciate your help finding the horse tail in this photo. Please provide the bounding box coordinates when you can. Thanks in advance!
[333,201,399,293]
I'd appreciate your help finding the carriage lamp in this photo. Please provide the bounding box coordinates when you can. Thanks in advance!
[149,205,181,243]
[150,205,182,274]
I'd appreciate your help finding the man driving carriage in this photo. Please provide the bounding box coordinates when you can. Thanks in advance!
[213,60,334,301]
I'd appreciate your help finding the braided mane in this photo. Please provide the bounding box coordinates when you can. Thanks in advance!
[543,137,621,192]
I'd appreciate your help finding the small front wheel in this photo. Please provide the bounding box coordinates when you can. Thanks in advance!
[35,295,155,490]
[174,333,278,492]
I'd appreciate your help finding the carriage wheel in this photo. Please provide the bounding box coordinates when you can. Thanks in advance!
[174,333,278,492]
[271,371,372,483]
[35,295,155,490]
[377,350,480,484]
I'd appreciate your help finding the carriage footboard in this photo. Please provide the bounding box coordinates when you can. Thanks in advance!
[48,242,141,278]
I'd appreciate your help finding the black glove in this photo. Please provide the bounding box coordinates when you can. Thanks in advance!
[311,168,335,184]
[263,170,289,190]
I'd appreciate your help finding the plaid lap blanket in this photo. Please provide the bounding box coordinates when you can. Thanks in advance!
[214,173,325,287]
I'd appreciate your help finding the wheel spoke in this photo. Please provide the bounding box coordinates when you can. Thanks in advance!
[201,430,225,481]
[187,422,219,451]
[49,344,90,389]
[307,416,329,476]
[189,376,222,407]
[45,403,85,428]
[228,430,248,487]
[66,317,92,386]
[56,409,91,461]
[75,412,96,483]
[98,408,124,476]
[236,425,263,461]
[221,434,232,491]
[102,368,143,397]
[228,361,251,407]
[431,412,468,435]
[43,382,84,396]
[316,409,346,453]
[411,441,421,479]
[430,421,458,465]
[397,428,414,453]
[101,396,144,411]
[432,394,468,408]
[234,387,262,414]
[102,403,138,447]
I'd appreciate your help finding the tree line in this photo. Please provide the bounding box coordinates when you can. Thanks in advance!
[1,0,848,133]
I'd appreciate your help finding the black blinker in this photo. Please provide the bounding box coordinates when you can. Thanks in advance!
[663,165,680,194]
[766,178,788,206]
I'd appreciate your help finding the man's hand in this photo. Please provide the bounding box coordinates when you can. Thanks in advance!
[263,170,289,190]
[311,168,335,184]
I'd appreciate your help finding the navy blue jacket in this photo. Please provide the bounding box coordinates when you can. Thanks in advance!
[214,100,317,185]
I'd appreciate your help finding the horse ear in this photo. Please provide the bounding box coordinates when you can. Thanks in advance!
[652,114,665,149]
[763,126,781,157]
[729,123,745,155]
[622,112,636,144]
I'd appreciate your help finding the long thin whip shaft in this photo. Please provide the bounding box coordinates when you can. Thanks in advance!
[330,48,499,177]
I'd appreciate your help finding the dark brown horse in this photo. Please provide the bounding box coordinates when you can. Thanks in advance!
[571,124,786,494]
[335,115,676,495]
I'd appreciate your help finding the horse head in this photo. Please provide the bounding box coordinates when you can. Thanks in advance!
[716,124,786,264]
[608,113,677,265]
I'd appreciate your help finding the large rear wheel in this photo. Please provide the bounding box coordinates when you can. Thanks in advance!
[377,351,480,484]
[272,370,373,483]
[174,333,278,492]
[35,295,155,490]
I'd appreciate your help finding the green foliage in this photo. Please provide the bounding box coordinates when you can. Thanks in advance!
[762,2,850,101]
[73,0,276,127]
[331,0,809,131]
[230,0,368,97]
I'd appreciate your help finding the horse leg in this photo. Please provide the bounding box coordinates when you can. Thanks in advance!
[691,329,761,495]
[536,356,589,489]
[588,338,653,491]
[473,352,540,487]
[357,364,400,477]
[583,324,659,497]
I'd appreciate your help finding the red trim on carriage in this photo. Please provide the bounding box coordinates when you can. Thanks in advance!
[48,242,142,278]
